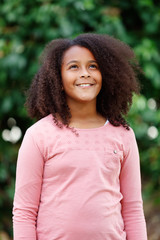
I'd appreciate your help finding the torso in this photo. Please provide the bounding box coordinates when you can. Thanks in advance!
[29,114,129,239]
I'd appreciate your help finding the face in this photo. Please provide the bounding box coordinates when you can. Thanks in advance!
[61,46,102,106]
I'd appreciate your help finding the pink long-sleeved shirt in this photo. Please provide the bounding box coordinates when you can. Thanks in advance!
[13,114,147,239]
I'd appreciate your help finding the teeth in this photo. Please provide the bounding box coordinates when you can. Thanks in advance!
[77,84,92,87]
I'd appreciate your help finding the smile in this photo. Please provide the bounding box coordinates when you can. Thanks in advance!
[76,83,94,87]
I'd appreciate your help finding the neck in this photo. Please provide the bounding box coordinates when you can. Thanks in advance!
[66,99,106,128]
[68,99,97,119]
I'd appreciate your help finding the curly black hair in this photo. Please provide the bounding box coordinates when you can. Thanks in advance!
[26,33,141,130]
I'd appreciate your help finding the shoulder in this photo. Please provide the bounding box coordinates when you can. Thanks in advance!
[108,123,136,141]
[22,114,64,158]
[24,114,60,147]
[118,125,138,157]
[120,125,136,141]
[107,123,137,154]
[26,114,56,136]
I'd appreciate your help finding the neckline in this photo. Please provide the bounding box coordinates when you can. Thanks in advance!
[48,114,110,131]
[74,121,110,131]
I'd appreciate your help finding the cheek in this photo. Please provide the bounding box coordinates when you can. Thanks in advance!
[62,77,73,90]
[97,73,102,87]
[61,66,70,86]
[61,73,71,88]
[97,75,102,94]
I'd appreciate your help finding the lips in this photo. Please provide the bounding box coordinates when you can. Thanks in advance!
[76,83,94,87]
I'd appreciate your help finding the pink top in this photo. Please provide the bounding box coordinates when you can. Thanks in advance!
[13,114,147,240]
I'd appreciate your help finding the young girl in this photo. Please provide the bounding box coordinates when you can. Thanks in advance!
[13,33,147,239]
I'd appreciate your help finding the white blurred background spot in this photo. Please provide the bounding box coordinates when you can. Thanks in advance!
[2,118,22,143]
[147,98,157,110]
[147,126,158,139]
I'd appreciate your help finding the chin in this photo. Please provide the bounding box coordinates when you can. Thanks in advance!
[78,98,96,103]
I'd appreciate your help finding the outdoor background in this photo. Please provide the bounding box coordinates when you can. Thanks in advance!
[0,0,160,239]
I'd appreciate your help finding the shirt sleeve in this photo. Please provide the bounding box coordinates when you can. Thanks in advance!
[12,129,44,240]
[120,129,148,240]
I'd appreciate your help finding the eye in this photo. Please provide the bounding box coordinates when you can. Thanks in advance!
[89,64,98,69]
[69,64,78,69]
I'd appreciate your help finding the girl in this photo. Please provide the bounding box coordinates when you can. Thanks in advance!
[13,33,147,239]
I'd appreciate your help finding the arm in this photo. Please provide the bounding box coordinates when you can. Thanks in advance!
[120,129,147,240]
[13,129,44,239]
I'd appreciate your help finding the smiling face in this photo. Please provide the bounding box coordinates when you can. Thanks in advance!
[61,46,102,107]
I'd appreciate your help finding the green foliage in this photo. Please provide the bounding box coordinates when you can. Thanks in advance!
[127,95,160,202]
[0,0,160,237]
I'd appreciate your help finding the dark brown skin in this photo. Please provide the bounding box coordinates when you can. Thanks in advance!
[25,33,141,130]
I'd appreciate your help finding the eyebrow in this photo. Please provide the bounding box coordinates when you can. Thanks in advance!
[66,60,98,66]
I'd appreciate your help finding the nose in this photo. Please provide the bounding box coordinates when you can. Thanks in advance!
[80,67,90,78]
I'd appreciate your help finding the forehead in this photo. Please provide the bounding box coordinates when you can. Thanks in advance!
[62,45,96,63]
